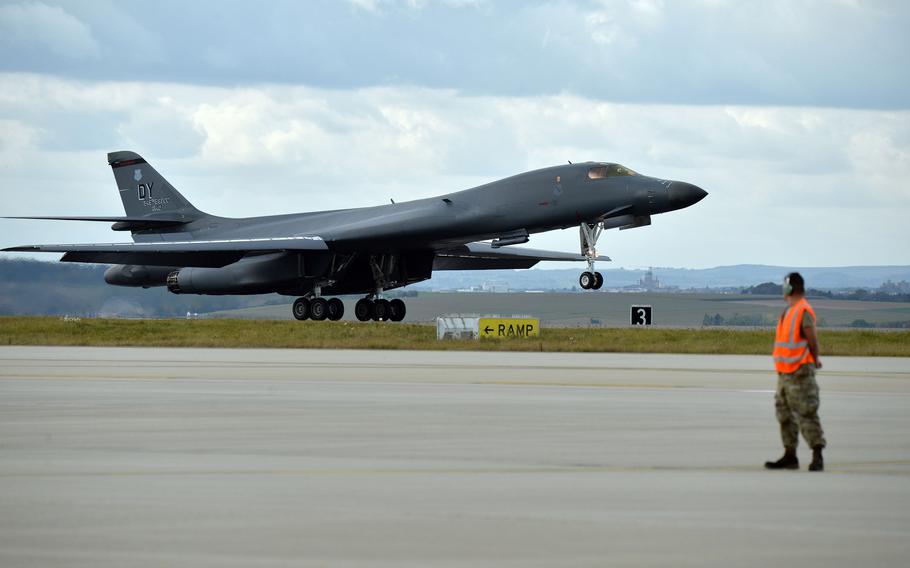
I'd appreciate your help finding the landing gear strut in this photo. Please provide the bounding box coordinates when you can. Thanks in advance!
[579,222,604,290]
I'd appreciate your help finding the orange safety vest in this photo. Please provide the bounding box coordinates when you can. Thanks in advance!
[773,298,817,374]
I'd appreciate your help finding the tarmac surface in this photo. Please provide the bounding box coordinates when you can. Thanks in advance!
[1,346,909,567]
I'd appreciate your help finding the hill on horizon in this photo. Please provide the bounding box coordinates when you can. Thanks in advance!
[1,258,908,317]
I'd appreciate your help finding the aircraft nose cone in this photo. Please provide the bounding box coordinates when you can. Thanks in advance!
[667,181,708,210]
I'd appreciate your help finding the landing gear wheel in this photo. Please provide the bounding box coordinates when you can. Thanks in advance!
[354,298,373,322]
[579,271,595,290]
[292,297,310,320]
[310,297,328,321]
[372,299,390,321]
[327,298,344,321]
[593,272,604,290]
[389,298,406,322]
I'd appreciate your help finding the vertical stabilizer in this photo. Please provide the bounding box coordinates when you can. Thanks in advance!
[107,151,206,221]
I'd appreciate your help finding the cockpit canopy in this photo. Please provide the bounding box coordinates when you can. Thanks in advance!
[587,164,638,180]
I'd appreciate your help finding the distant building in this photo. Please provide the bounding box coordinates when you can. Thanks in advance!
[481,280,510,293]
[620,267,678,293]
[879,280,910,295]
[639,268,661,290]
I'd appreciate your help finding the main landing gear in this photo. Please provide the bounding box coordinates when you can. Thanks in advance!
[579,221,604,290]
[291,296,407,322]
[351,254,408,322]
[354,297,406,322]
[292,254,410,322]
[292,296,345,321]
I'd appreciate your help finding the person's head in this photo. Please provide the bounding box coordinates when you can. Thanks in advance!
[783,272,805,298]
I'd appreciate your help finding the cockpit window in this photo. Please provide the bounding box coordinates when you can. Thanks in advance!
[587,164,638,180]
[587,166,608,179]
[608,164,637,176]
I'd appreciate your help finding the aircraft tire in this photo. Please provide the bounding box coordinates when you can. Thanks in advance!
[355,298,373,321]
[579,271,595,290]
[593,272,604,290]
[310,298,328,321]
[327,298,344,321]
[292,297,310,320]
[372,299,390,321]
[389,299,406,322]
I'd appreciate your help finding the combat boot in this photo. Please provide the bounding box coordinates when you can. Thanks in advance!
[764,448,798,470]
[809,446,824,472]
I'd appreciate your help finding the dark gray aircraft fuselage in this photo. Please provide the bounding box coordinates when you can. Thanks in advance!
[161,163,702,252]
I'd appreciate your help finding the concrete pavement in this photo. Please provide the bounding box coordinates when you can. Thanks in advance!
[1,347,908,567]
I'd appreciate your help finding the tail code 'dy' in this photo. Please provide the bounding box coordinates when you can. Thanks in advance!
[107,151,206,220]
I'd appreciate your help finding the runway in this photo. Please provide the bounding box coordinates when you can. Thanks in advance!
[1,347,909,567]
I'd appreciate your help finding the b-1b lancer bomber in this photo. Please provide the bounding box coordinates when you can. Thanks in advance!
[4,152,706,321]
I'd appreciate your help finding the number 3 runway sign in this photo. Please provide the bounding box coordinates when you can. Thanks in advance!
[630,305,652,326]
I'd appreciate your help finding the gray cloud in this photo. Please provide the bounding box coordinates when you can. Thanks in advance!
[0,1,99,59]
[0,0,906,108]
[1,1,907,270]
[1,74,907,268]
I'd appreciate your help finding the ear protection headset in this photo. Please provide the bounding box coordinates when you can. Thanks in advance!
[783,275,793,296]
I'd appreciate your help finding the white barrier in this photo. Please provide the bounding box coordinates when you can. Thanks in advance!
[436,316,479,340]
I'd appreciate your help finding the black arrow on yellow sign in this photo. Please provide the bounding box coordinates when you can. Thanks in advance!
[478,318,540,338]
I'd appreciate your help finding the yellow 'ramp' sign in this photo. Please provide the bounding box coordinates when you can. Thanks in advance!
[478,317,540,338]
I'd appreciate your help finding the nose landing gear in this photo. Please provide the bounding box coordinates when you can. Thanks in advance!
[579,270,603,290]
[579,222,605,290]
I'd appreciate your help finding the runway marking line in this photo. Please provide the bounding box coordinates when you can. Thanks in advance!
[1,460,908,479]
[2,358,908,380]
[2,376,910,396]
[1,362,907,382]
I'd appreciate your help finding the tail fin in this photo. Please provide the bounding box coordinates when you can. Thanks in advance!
[107,151,207,221]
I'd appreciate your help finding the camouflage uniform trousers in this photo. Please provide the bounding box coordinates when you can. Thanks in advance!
[775,363,827,450]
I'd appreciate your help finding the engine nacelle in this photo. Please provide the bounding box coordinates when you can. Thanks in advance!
[166,253,305,295]
[104,264,175,288]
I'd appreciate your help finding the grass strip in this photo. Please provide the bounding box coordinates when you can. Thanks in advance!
[1,317,908,356]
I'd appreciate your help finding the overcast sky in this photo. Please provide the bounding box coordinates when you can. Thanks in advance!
[1,0,908,269]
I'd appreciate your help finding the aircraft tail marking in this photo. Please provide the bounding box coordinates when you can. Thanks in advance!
[108,151,208,222]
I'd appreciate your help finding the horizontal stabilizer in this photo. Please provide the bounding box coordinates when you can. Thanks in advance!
[3,236,328,268]
[3,215,191,231]
[4,215,185,223]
